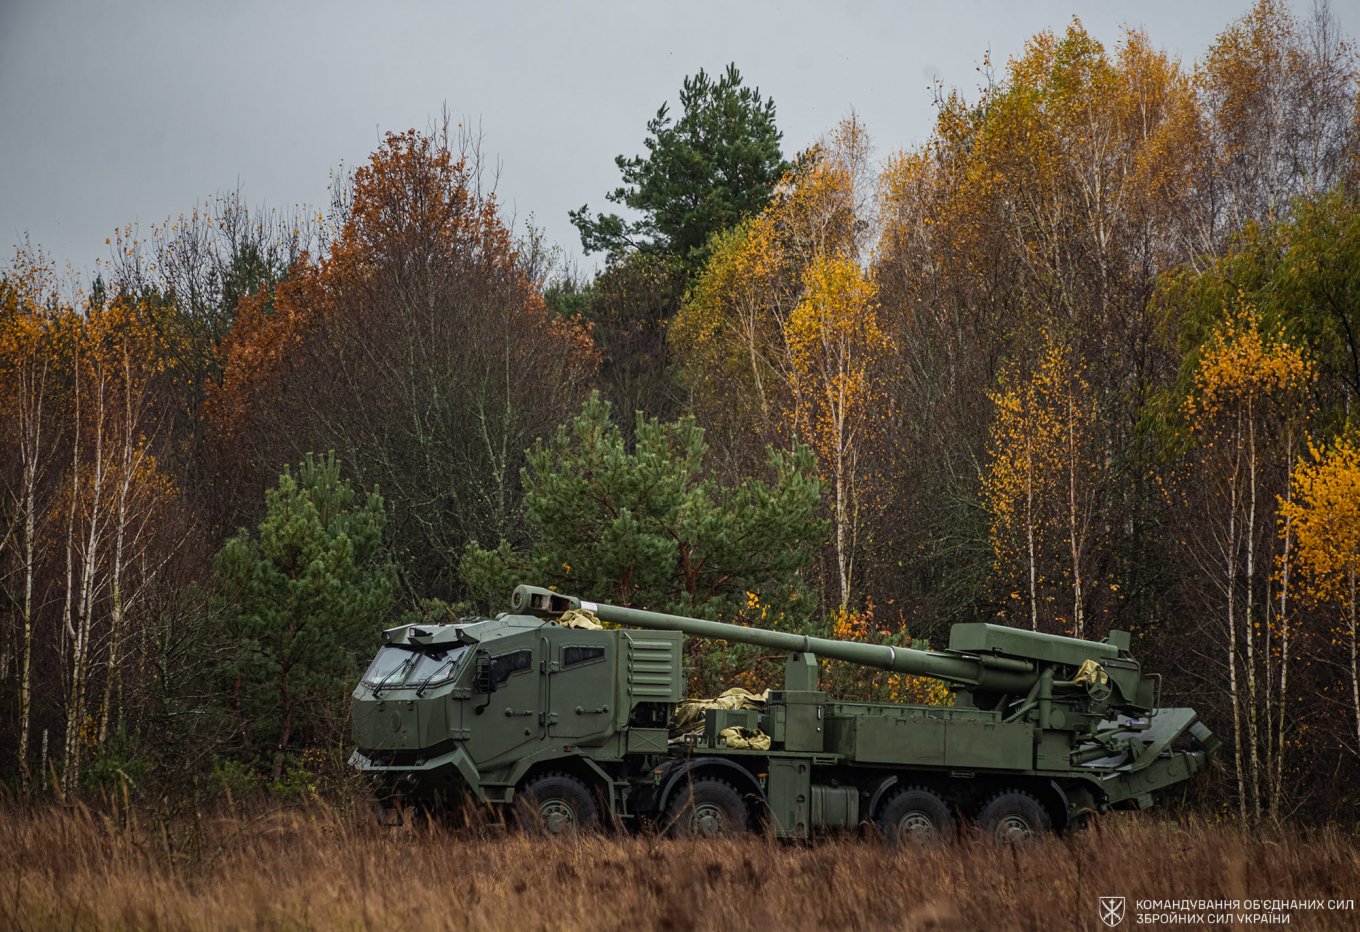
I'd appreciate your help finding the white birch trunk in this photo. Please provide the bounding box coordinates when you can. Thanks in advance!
[1244,409,1261,821]
[16,355,47,787]
[1226,424,1246,823]
[1026,429,1039,632]
[1067,386,1084,639]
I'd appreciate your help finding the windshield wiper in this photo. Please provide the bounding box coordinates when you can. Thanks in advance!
[415,656,458,696]
[372,656,414,697]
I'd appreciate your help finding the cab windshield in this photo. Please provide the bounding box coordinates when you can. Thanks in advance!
[362,645,468,690]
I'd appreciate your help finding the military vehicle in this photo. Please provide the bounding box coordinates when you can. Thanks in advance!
[350,584,1218,841]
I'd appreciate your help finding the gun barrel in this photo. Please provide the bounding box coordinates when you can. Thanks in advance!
[511,585,1036,693]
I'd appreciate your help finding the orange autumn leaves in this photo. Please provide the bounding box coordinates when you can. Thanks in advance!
[207,128,597,446]
[206,265,320,440]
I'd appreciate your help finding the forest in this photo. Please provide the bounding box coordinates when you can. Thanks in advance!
[2,0,1359,833]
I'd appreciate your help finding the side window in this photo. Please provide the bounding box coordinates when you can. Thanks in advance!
[491,649,533,686]
[563,645,606,668]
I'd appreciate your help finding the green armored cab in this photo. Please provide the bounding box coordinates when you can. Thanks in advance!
[350,585,1219,841]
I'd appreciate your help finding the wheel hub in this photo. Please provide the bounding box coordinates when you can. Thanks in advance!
[538,799,576,834]
[689,802,728,836]
[898,810,936,837]
[996,814,1033,841]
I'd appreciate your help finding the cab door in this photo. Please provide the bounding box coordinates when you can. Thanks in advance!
[463,639,541,767]
[544,630,615,746]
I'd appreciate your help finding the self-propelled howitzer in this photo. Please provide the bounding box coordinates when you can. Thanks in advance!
[509,586,1154,717]
[350,585,1218,841]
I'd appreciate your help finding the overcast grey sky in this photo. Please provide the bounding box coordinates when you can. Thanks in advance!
[2,0,1356,281]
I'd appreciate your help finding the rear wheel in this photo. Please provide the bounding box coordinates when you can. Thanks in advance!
[666,777,750,838]
[975,789,1052,843]
[876,786,954,845]
[514,772,600,836]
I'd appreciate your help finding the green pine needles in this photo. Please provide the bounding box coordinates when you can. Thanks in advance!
[213,452,395,781]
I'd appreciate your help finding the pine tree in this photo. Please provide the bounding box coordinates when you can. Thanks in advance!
[459,393,824,624]
[213,452,394,781]
[571,64,786,270]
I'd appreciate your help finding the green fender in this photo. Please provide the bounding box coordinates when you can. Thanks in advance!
[505,753,618,799]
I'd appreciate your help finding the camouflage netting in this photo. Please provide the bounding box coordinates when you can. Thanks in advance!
[671,687,769,736]
[557,609,603,630]
[719,726,771,750]
[1073,659,1108,687]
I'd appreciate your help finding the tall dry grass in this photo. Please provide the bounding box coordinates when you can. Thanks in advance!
[1,800,1357,931]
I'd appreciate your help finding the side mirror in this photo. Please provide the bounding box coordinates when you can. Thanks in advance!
[473,650,494,715]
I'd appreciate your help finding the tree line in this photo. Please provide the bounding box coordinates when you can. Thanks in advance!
[2,1,1358,822]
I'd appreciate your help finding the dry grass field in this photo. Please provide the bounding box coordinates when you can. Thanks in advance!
[1,801,1357,931]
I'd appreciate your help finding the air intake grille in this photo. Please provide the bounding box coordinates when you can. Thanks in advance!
[625,632,682,702]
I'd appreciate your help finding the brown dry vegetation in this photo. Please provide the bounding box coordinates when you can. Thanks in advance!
[2,802,1357,931]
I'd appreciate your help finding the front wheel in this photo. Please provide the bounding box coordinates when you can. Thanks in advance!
[666,777,751,838]
[514,772,600,836]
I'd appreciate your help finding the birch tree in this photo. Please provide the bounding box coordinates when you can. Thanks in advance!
[0,257,61,787]
[1183,306,1312,821]
[982,335,1100,636]
[786,256,892,610]
[1280,436,1360,767]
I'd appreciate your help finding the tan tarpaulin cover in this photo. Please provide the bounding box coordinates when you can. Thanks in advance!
[671,687,769,736]
[719,726,772,751]
[1073,659,1109,686]
[558,609,603,630]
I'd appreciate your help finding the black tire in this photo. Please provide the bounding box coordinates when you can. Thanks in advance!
[666,777,751,838]
[876,785,955,845]
[514,772,600,836]
[975,789,1053,843]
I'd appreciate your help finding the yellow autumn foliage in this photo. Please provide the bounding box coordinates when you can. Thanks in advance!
[1185,303,1313,425]
[1281,437,1360,610]
[786,255,891,469]
[826,602,951,707]
[981,333,1098,633]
